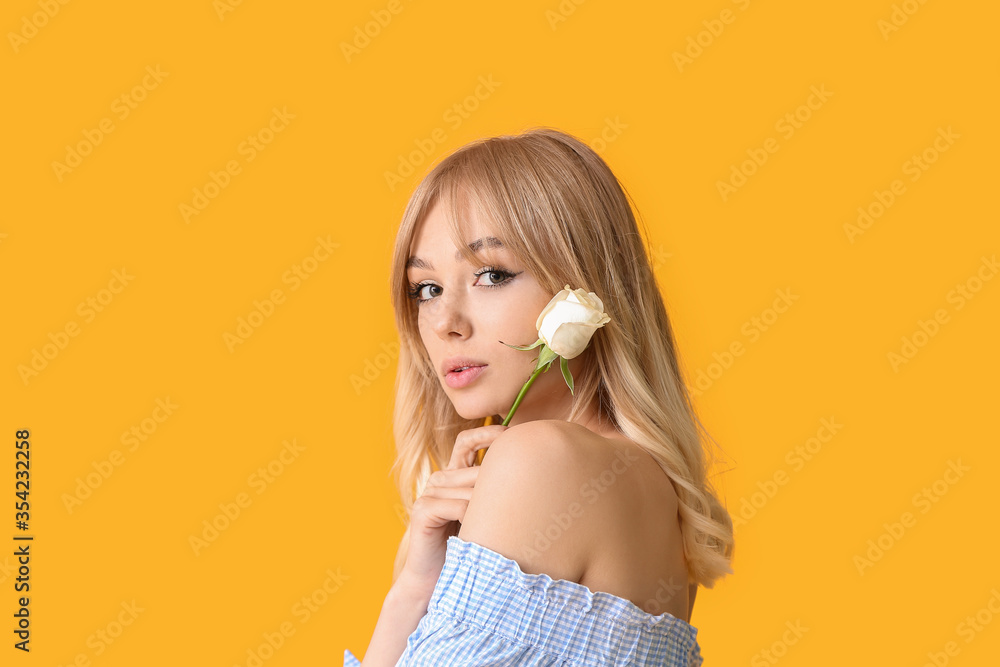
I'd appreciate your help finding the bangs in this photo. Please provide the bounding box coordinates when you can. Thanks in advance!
[403,129,593,302]
[436,163,527,271]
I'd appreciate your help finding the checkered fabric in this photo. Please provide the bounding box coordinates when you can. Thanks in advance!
[345,535,703,666]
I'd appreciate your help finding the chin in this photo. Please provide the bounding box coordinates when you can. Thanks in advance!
[454,405,490,422]
[450,398,501,423]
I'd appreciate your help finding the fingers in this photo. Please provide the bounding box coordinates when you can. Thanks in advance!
[415,465,482,531]
[423,478,477,500]
[411,496,477,532]
[446,424,509,470]
[426,466,479,490]
[407,424,509,552]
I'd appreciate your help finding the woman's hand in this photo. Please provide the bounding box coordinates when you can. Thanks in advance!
[396,424,508,597]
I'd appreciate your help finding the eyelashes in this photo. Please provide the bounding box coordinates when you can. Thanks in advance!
[406,265,520,304]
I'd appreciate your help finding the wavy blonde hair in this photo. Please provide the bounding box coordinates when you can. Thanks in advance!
[387,127,734,588]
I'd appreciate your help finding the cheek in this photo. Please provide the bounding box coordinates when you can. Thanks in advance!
[500,293,549,341]
[416,315,435,349]
[412,310,433,350]
[491,316,543,369]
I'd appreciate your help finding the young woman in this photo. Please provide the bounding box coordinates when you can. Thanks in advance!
[349,127,734,666]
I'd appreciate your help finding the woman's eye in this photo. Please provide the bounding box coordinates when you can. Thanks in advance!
[410,283,439,301]
[477,270,508,287]
[474,267,522,290]
[407,267,518,305]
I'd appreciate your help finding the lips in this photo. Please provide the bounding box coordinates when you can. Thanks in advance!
[444,364,487,389]
[441,357,488,377]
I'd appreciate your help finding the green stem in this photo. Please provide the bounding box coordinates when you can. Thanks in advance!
[502,363,549,426]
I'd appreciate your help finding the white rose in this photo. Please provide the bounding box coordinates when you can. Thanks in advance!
[535,284,612,359]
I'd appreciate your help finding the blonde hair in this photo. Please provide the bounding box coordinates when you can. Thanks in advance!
[388,127,734,588]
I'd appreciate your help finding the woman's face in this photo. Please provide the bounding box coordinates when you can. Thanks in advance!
[406,198,565,422]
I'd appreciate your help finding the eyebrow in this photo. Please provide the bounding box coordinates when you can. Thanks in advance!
[406,236,505,271]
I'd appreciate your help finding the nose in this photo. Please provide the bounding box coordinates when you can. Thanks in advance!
[430,292,470,340]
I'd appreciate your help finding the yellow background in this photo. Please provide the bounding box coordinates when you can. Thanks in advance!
[2,0,998,664]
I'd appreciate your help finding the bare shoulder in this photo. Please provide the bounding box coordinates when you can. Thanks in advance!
[488,421,691,620]
[519,419,676,511]
[477,419,609,482]
[485,418,578,455]
[457,420,600,582]
[457,419,666,585]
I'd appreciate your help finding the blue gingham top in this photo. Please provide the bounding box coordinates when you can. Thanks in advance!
[344,535,703,666]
